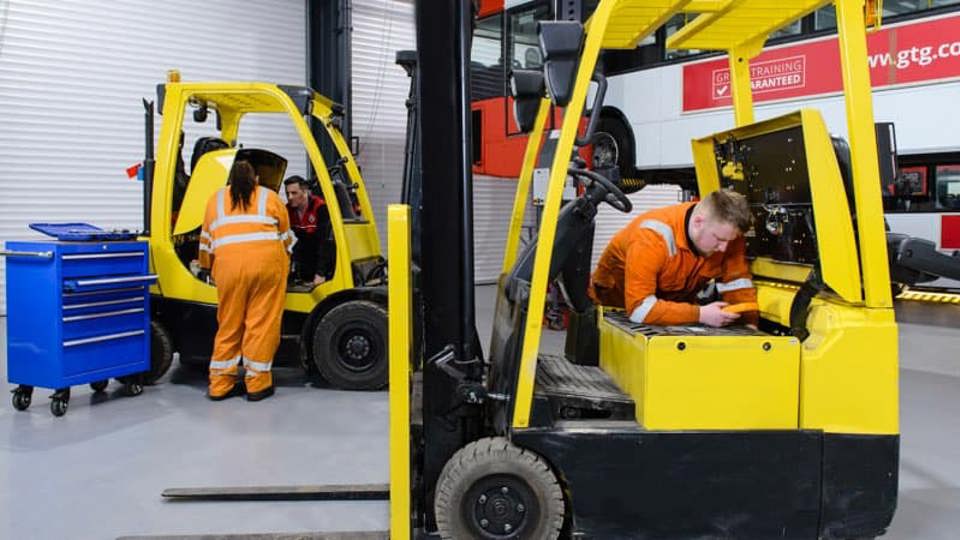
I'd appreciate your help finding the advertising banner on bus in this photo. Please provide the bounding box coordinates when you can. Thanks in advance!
[682,13,960,112]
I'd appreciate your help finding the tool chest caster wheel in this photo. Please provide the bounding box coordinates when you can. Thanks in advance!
[123,383,144,397]
[90,380,109,393]
[49,388,70,417]
[11,385,33,411]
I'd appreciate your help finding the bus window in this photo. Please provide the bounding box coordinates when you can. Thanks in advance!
[471,13,504,102]
[508,3,550,71]
[936,165,960,210]
[664,14,700,60]
[817,0,960,30]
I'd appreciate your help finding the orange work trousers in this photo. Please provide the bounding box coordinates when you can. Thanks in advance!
[209,250,287,397]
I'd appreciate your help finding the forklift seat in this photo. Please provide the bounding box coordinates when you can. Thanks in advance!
[190,136,230,172]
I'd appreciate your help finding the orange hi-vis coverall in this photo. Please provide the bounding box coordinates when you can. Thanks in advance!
[589,202,758,326]
[199,186,296,397]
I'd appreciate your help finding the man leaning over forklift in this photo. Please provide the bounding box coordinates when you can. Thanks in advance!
[589,190,759,327]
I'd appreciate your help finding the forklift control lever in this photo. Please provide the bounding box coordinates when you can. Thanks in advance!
[429,344,465,380]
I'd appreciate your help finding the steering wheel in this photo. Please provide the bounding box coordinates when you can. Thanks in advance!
[568,168,632,213]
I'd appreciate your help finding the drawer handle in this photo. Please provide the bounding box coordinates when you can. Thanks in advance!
[64,296,144,310]
[62,252,145,260]
[0,249,53,259]
[63,307,144,322]
[63,286,145,298]
[71,275,158,287]
[64,330,145,348]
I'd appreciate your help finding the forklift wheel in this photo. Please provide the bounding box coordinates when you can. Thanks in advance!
[144,320,175,385]
[435,437,564,540]
[312,301,388,390]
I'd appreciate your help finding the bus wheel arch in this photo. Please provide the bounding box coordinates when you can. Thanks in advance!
[594,108,636,181]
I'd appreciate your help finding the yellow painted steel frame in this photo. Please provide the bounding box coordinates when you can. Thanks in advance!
[501,98,551,274]
[759,284,898,434]
[149,81,381,314]
[512,0,619,429]
[387,205,412,540]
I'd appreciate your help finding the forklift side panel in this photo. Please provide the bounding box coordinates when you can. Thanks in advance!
[599,311,801,430]
[513,428,822,539]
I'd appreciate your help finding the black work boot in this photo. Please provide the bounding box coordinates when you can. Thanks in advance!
[207,382,245,401]
[245,386,275,402]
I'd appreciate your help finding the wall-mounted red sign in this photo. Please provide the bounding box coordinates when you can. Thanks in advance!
[683,13,960,112]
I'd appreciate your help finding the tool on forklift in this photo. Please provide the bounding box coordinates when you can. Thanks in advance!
[143,72,390,390]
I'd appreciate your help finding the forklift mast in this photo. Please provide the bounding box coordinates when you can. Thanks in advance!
[413,0,485,523]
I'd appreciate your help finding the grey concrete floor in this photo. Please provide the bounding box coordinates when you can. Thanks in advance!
[0,287,958,539]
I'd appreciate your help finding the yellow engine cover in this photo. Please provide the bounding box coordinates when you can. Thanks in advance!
[599,311,801,430]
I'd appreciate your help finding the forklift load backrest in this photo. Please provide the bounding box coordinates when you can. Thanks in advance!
[172,148,287,236]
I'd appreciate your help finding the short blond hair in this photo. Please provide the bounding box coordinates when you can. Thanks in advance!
[700,190,752,232]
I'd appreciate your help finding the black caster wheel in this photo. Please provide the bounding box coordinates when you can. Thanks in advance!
[90,380,109,393]
[50,399,68,417]
[123,383,143,397]
[49,388,70,417]
[12,386,33,411]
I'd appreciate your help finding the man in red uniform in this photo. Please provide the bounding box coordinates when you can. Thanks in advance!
[284,176,334,286]
[589,189,757,327]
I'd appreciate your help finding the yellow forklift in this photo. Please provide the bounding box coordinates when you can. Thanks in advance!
[142,72,389,390]
[383,0,899,537]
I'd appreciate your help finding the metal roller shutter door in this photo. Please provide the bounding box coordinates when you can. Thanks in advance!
[350,0,415,245]
[0,0,306,314]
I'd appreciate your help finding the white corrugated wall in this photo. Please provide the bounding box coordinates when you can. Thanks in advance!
[350,0,415,245]
[0,0,307,314]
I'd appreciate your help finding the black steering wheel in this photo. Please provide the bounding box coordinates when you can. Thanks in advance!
[568,168,632,213]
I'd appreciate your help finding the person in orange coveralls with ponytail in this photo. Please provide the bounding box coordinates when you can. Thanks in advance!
[589,189,758,328]
[198,160,296,401]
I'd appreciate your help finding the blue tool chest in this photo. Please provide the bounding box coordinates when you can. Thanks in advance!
[4,239,156,416]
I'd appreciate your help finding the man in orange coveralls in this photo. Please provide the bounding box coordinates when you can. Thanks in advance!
[199,160,296,401]
[589,189,758,327]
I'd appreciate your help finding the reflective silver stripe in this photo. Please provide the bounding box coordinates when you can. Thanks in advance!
[199,244,213,254]
[282,231,298,254]
[257,187,269,216]
[639,219,676,257]
[209,214,278,231]
[200,231,212,241]
[629,295,658,323]
[717,278,754,293]
[209,356,240,370]
[211,232,281,250]
[243,358,273,373]
[216,189,225,219]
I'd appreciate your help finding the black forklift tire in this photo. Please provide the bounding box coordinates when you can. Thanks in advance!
[144,320,174,385]
[435,437,564,540]
[312,300,388,391]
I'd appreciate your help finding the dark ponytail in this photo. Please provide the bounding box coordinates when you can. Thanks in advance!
[228,160,257,211]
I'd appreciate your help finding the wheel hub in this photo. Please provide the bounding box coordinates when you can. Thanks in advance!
[345,335,371,360]
[474,485,527,536]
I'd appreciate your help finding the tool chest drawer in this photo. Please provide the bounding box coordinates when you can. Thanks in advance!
[3,239,156,416]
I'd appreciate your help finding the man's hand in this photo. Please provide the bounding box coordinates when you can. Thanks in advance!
[699,301,740,327]
[312,274,326,286]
